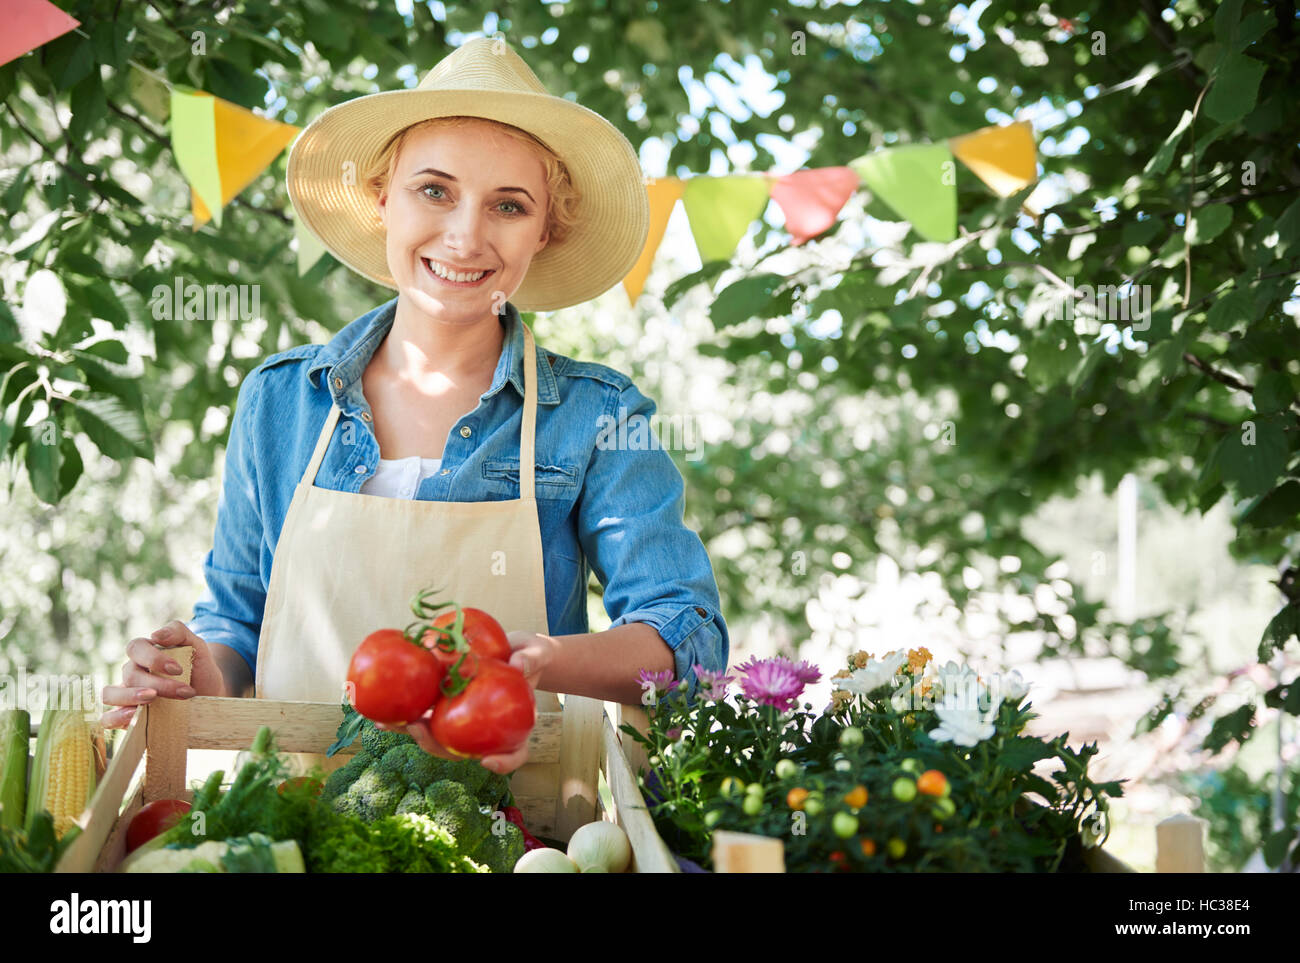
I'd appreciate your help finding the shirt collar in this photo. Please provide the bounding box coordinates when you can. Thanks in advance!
[307,297,560,407]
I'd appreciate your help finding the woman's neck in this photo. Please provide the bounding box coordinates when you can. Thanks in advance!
[377,298,506,392]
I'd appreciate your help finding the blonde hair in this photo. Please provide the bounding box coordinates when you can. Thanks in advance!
[363,115,581,248]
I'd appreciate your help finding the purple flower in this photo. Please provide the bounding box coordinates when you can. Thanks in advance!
[735,656,807,712]
[638,668,676,699]
[693,664,735,699]
[786,658,822,685]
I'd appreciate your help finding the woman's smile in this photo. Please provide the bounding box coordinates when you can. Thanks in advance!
[421,256,497,288]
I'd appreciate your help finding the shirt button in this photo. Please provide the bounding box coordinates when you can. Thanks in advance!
[459,425,472,438]
[361,412,372,423]
[333,377,343,390]
[354,465,367,475]
[695,607,707,617]
[440,468,451,475]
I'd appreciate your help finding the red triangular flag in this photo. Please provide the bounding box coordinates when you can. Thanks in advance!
[769,166,860,245]
[0,0,81,69]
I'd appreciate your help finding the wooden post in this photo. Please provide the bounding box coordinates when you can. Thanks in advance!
[712,830,786,873]
[143,646,194,802]
[1156,813,1207,872]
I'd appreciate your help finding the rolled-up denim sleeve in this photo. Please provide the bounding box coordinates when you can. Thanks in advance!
[186,367,266,675]
[577,380,730,697]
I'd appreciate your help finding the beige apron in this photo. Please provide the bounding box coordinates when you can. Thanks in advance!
[254,320,561,773]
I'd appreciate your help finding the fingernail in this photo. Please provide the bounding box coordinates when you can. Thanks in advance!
[135,688,156,701]
[164,660,182,675]
[177,685,196,697]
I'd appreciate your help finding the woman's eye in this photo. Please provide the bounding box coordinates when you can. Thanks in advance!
[421,184,446,200]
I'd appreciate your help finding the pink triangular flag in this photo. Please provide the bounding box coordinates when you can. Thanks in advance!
[0,0,80,69]
[769,166,861,245]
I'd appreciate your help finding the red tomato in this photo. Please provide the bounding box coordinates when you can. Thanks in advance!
[423,607,512,664]
[347,628,445,725]
[430,657,535,758]
[125,798,191,853]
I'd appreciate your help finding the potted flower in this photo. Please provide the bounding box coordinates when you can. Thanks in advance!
[626,648,1124,872]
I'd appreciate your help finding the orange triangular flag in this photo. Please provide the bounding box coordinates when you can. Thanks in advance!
[188,94,299,227]
[622,177,684,303]
[948,121,1037,198]
[0,0,79,69]
[770,167,860,245]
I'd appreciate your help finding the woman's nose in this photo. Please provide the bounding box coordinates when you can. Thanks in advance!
[440,202,488,257]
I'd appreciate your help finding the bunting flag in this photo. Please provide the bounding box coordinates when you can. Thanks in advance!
[769,166,860,246]
[623,177,684,303]
[293,205,329,276]
[849,143,957,243]
[0,0,79,69]
[681,175,771,264]
[948,121,1037,197]
[128,64,171,124]
[170,88,299,228]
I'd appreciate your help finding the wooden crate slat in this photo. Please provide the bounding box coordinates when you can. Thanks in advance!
[553,693,602,840]
[600,713,679,873]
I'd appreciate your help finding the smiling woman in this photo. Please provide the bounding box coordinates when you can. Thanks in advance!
[100,37,730,778]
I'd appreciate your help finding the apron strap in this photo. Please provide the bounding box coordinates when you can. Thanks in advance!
[305,404,342,486]
[520,321,537,501]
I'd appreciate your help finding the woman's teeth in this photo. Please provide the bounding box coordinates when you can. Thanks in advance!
[423,259,492,283]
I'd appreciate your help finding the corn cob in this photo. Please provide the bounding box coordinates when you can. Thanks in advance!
[24,710,106,839]
[0,709,29,831]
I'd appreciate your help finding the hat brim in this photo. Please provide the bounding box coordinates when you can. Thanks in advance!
[286,89,649,312]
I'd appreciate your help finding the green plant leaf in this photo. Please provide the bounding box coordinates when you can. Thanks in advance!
[70,394,153,460]
[1204,55,1266,125]
[1185,204,1233,245]
[1218,414,1289,497]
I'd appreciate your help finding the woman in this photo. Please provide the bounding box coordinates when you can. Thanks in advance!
[100,38,730,774]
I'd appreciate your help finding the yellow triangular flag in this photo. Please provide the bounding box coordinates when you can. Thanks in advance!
[172,89,299,228]
[622,177,684,303]
[680,175,771,264]
[948,121,1037,198]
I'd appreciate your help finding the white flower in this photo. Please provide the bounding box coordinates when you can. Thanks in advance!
[837,650,908,698]
[928,702,997,747]
[930,660,982,707]
[987,669,1030,706]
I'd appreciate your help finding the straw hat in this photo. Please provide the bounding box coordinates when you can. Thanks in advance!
[285,36,649,312]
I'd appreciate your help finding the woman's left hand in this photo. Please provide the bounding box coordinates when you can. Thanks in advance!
[379,631,559,775]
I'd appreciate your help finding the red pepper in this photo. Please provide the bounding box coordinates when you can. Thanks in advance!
[503,805,546,851]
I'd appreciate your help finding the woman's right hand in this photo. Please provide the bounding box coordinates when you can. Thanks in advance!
[100,620,228,729]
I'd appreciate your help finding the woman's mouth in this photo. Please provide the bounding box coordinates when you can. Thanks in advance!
[422,258,496,287]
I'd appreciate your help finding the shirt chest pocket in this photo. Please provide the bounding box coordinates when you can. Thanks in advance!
[482,459,581,498]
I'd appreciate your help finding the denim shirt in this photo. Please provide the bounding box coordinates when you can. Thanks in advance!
[186,297,729,697]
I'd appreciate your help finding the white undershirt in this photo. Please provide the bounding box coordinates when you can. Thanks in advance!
[359,456,444,499]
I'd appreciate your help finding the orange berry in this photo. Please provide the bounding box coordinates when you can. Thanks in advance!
[934,823,944,833]
[786,787,810,810]
[860,838,877,857]
[917,769,948,797]
[843,785,869,809]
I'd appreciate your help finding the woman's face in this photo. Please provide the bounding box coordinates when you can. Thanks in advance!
[376,121,550,326]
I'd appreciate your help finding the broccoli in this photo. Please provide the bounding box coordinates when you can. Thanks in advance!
[372,742,511,809]
[332,766,406,822]
[422,780,491,852]
[360,723,413,761]
[469,820,526,874]
[395,788,424,815]
[321,750,372,805]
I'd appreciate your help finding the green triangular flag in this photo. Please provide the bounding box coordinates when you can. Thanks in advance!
[681,175,771,263]
[850,143,957,242]
[293,206,328,276]
[169,88,223,227]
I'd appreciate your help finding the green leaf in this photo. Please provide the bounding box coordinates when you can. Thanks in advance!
[1202,703,1255,754]
[1204,56,1266,126]
[1239,479,1300,530]
[710,273,790,328]
[70,394,153,460]
[0,301,18,342]
[1254,372,1295,413]
[663,260,729,310]
[57,434,83,499]
[1145,111,1191,176]
[1204,287,1251,330]
[1259,605,1300,662]
[1218,414,1288,497]
[23,419,63,504]
[1185,204,1232,245]
[67,75,108,147]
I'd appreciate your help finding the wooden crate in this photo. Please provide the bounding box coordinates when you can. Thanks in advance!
[55,650,680,873]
